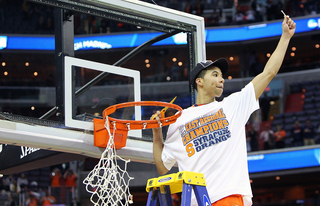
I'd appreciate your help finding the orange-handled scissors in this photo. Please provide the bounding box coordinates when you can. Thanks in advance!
[151,96,177,120]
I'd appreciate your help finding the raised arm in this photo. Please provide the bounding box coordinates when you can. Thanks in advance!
[252,15,296,100]
[152,127,169,175]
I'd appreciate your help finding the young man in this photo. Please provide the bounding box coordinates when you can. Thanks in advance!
[152,15,296,206]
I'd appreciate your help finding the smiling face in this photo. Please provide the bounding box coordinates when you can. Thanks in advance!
[196,66,225,98]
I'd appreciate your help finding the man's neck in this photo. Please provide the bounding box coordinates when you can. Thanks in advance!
[196,91,216,105]
[194,103,208,107]
[195,97,215,105]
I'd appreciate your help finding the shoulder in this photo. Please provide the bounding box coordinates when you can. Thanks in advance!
[223,82,255,104]
[227,82,254,97]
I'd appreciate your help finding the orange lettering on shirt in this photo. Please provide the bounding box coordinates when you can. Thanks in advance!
[186,143,195,157]
[195,128,204,136]
[203,117,208,124]
[193,119,199,127]
[199,118,204,125]
[208,123,214,132]
[218,109,226,118]
[217,120,224,129]
[212,114,217,120]
[202,125,209,134]
[223,119,229,127]
[183,133,191,145]
[190,130,197,140]
[185,122,192,132]
[212,122,218,130]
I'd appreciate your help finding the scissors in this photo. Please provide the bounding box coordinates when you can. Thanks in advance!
[151,96,177,120]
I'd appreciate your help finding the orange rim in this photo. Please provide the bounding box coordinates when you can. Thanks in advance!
[102,101,182,130]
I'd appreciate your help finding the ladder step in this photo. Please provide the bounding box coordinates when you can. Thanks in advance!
[146,171,207,194]
[146,171,210,206]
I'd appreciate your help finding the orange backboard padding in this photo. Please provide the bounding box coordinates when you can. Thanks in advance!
[93,118,128,149]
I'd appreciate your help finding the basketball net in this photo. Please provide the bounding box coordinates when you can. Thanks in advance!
[83,116,134,206]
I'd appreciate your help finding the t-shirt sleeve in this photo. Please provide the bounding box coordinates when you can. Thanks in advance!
[245,81,260,112]
[161,126,178,170]
[225,82,259,125]
[161,147,176,170]
[241,82,259,122]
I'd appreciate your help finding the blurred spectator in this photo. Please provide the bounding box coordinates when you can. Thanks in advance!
[259,125,274,150]
[182,63,189,81]
[64,169,78,206]
[44,6,53,21]
[89,16,101,34]
[274,124,286,149]
[219,10,228,25]
[17,173,28,192]
[40,190,56,206]
[50,168,61,204]
[29,181,38,193]
[291,120,303,147]
[274,0,284,19]
[5,175,16,193]
[4,194,15,206]
[246,6,256,23]
[116,22,126,32]
[249,51,263,77]
[0,178,5,191]
[25,192,38,206]
[309,0,319,14]
[100,18,110,33]
[0,188,8,200]
[234,8,245,25]
[22,0,33,20]
[38,188,46,199]
[194,0,204,16]
[184,1,192,13]
[1,177,10,192]
[246,133,251,152]
[17,173,29,205]
[46,17,54,31]
[303,119,315,146]
[256,3,266,22]
[36,16,46,31]
[248,125,259,151]
[250,0,257,12]
[289,0,301,16]
[170,62,180,81]
[259,91,271,121]
[266,0,277,21]
[206,9,221,27]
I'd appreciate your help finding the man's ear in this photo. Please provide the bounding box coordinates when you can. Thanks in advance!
[196,78,203,88]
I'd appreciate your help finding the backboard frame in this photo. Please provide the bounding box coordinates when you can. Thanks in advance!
[64,56,142,138]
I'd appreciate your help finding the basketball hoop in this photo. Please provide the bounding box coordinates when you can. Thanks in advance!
[84,101,182,206]
[94,101,182,149]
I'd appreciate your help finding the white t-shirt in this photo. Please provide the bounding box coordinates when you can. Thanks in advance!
[162,82,259,206]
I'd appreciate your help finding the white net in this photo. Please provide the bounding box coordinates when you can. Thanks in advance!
[83,117,134,206]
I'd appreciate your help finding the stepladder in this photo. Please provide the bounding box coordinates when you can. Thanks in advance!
[146,171,211,206]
